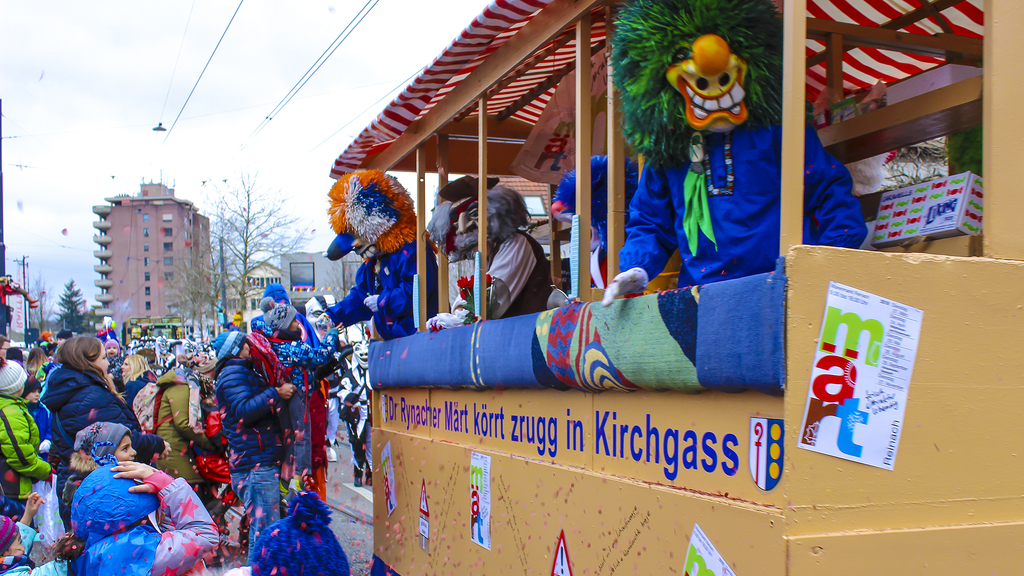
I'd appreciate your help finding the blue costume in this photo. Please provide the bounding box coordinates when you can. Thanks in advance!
[326,241,438,340]
[620,126,866,285]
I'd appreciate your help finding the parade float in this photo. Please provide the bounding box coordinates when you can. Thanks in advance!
[327,0,1024,574]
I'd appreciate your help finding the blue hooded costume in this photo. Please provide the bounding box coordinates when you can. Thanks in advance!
[321,170,438,341]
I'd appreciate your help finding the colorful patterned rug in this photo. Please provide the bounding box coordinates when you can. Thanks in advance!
[368,261,785,395]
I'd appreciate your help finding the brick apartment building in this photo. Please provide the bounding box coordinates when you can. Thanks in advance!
[92,182,211,321]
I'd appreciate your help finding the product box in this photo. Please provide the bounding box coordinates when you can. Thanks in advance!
[871,171,983,248]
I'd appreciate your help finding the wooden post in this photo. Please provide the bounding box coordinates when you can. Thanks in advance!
[605,6,625,287]
[436,134,451,313]
[826,33,845,98]
[983,0,1024,261]
[549,184,562,290]
[780,0,807,254]
[575,15,593,302]
[416,146,428,331]
[477,97,489,321]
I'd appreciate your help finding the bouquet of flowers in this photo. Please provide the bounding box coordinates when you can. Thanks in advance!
[456,274,492,324]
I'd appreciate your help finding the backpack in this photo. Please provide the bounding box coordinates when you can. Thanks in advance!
[133,382,172,434]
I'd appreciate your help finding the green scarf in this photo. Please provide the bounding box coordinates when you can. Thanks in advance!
[683,168,718,256]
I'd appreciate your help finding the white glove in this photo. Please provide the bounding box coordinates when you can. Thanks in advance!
[39,440,51,454]
[363,295,380,313]
[601,267,649,307]
[426,309,471,332]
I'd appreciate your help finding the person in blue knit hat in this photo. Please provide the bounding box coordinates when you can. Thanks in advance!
[249,491,350,576]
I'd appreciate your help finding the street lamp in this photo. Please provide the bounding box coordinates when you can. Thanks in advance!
[152,123,166,132]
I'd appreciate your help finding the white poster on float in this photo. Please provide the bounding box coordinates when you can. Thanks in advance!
[469,451,491,550]
[798,282,922,470]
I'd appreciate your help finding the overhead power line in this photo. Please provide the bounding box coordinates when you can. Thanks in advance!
[241,0,382,150]
[163,0,245,144]
[158,0,199,124]
[309,67,420,153]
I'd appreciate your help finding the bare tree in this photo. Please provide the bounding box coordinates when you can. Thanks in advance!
[210,174,308,317]
[31,273,55,333]
[166,234,218,336]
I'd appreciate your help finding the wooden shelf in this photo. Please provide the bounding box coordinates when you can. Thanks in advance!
[819,75,982,164]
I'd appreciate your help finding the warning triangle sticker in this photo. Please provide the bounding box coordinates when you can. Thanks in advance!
[551,530,573,576]
[420,480,429,517]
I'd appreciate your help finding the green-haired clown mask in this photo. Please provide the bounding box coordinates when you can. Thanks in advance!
[666,33,749,132]
[613,0,784,168]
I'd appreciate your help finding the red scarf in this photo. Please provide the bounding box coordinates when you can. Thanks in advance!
[245,332,287,389]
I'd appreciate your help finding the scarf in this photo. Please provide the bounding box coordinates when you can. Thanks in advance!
[0,555,32,572]
[246,332,287,390]
[682,169,718,256]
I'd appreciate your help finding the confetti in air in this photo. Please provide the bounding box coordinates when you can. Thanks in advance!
[61,228,69,236]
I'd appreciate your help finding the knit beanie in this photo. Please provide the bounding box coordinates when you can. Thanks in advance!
[251,492,351,576]
[5,348,23,363]
[55,329,73,341]
[0,360,27,396]
[104,339,121,354]
[263,300,298,333]
[212,331,246,360]
[0,516,17,555]
[21,376,42,398]
[74,422,131,467]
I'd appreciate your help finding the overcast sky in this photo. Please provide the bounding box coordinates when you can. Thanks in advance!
[0,0,485,310]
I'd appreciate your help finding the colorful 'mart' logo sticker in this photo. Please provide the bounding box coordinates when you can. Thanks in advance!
[749,418,783,491]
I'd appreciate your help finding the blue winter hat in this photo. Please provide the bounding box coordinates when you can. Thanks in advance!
[71,464,160,547]
[212,330,246,360]
[251,492,351,576]
[263,283,291,305]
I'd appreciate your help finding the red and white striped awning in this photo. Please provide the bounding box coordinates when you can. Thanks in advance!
[331,0,983,178]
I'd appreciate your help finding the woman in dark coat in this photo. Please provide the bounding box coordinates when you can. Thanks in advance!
[42,336,168,526]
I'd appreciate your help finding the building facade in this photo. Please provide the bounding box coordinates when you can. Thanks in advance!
[92,182,211,322]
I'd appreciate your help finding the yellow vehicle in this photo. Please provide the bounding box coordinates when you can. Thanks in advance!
[331,1,1022,574]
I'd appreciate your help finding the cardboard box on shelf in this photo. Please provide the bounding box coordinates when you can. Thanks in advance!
[871,172,983,249]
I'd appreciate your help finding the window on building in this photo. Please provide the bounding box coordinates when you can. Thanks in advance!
[163,242,173,251]
[164,227,173,237]
[145,301,151,311]
[164,257,173,266]
[523,196,546,217]
[290,262,315,290]
[251,298,259,310]
[144,286,150,296]
[143,213,150,223]
[143,228,150,237]
[144,257,150,267]
[165,272,174,281]
[144,272,150,282]
[162,214,173,222]
[143,244,149,252]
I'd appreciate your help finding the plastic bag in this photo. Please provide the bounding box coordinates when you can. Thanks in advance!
[31,480,64,545]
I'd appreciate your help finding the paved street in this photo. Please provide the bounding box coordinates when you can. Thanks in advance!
[327,435,374,576]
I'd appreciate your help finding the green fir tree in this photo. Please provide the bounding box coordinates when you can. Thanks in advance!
[57,279,87,334]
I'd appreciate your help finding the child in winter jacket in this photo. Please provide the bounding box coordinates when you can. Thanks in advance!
[0,492,66,575]
[61,422,136,507]
[53,461,217,576]
[19,378,51,462]
[252,300,340,484]
[0,360,51,507]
